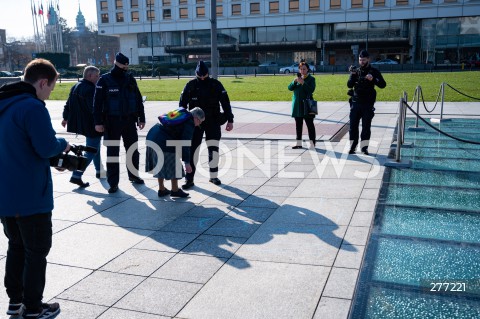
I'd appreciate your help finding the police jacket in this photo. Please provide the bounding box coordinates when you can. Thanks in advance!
[347,64,386,105]
[179,77,234,125]
[63,79,102,138]
[93,66,145,125]
[0,81,67,217]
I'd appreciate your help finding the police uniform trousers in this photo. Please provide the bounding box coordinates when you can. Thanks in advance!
[104,115,140,187]
[186,119,221,182]
[349,101,375,151]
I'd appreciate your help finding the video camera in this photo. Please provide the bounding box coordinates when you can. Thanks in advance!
[49,145,97,172]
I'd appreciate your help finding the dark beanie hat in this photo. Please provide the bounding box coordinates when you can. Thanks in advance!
[115,52,129,65]
[359,50,369,58]
[195,61,209,76]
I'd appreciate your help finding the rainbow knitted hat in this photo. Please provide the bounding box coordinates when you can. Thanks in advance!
[158,108,192,126]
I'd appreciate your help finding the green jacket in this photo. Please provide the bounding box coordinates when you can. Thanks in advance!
[288,74,316,118]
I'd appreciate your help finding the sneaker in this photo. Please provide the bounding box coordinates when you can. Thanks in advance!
[362,149,370,155]
[108,185,119,194]
[129,176,145,184]
[171,189,190,198]
[209,178,222,185]
[348,149,356,155]
[182,180,195,190]
[23,303,60,319]
[7,303,24,316]
[157,188,171,197]
[291,145,303,149]
[69,177,90,188]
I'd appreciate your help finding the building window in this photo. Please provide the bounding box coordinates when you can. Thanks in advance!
[131,0,139,8]
[196,0,205,3]
[101,13,109,23]
[374,0,385,6]
[396,0,408,4]
[309,0,319,10]
[116,0,123,9]
[179,0,188,3]
[330,0,341,9]
[163,9,171,19]
[146,0,155,5]
[289,0,299,12]
[216,5,223,15]
[116,12,124,22]
[232,4,241,15]
[250,3,260,14]
[163,0,170,5]
[420,0,431,3]
[197,6,205,17]
[269,1,279,13]
[352,0,362,8]
[131,11,139,21]
[100,1,108,10]
[147,9,155,20]
[180,7,188,19]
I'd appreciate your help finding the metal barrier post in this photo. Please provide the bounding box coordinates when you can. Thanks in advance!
[409,86,426,132]
[431,82,451,123]
[385,97,412,168]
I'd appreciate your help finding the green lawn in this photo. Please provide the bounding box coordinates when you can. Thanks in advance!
[50,71,480,102]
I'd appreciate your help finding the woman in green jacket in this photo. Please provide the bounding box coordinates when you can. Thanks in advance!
[288,62,316,149]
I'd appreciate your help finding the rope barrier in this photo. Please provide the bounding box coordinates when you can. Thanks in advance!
[444,83,480,101]
[403,100,480,145]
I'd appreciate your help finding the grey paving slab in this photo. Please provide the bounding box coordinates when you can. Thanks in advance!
[115,277,202,317]
[178,259,329,319]
[349,210,375,227]
[360,188,381,200]
[98,308,169,318]
[291,179,366,199]
[152,254,227,284]
[84,199,195,230]
[238,195,285,208]
[181,204,232,218]
[227,206,277,222]
[100,248,175,276]
[235,221,350,266]
[333,244,367,270]
[270,197,357,226]
[49,223,153,269]
[52,219,76,233]
[344,226,371,246]
[49,299,108,319]
[160,215,223,234]
[57,271,145,306]
[205,217,261,238]
[323,267,360,300]
[53,193,127,221]
[253,185,298,197]
[181,234,247,259]
[313,297,352,319]
[134,231,199,253]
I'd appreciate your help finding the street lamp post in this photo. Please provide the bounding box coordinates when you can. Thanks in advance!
[148,0,154,77]
[130,47,133,63]
[366,0,370,51]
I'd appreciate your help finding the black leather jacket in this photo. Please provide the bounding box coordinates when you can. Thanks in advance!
[347,64,386,104]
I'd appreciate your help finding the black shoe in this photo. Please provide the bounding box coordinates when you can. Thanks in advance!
[70,177,90,188]
[95,172,101,179]
[158,189,171,197]
[182,180,195,190]
[362,150,370,155]
[7,302,24,316]
[292,145,303,149]
[348,149,356,155]
[129,176,145,184]
[23,302,60,319]
[171,189,190,198]
[108,185,118,194]
[209,178,222,185]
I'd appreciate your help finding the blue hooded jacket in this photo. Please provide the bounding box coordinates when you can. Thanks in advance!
[0,81,67,217]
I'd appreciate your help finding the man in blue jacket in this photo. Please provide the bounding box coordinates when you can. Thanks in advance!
[62,66,103,188]
[0,59,69,319]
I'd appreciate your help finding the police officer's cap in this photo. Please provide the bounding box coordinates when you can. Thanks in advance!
[196,61,209,77]
[359,50,370,58]
[115,52,129,65]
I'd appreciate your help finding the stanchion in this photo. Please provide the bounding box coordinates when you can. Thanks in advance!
[385,96,412,168]
[408,86,426,132]
[392,92,414,148]
[431,82,451,123]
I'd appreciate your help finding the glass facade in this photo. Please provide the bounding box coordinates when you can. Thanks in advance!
[256,25,316,42]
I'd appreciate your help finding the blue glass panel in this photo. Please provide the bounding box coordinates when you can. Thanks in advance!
[400,147,480,159]
[388,169,480,189]
[409,158,480,172]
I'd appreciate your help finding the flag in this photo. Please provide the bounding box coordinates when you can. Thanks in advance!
[33,3,37,15]
[39,3,43,15]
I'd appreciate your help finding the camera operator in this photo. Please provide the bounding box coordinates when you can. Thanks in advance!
[0,59,68,318]
[347,50,386,155]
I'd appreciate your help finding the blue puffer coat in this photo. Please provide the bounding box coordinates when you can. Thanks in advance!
[0,81,67,217]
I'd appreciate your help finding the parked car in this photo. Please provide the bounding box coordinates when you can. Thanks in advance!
[13,71,23,76]
[371,59,399,65]
[258,61,278,67]
[279,63,316,73]
[0,71,13,77]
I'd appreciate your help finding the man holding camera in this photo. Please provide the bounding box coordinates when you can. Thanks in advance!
[0,59,67,318]
[93,52,146,194]
[347,50,386,155]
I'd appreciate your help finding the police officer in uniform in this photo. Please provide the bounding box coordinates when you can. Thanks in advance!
[179,61,234,189]
[347,50,386,155]
[93,52,146,193]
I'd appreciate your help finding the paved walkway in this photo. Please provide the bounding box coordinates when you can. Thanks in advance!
[1,100,479,318]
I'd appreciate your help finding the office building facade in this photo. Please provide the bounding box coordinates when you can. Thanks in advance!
[96,0,480,66]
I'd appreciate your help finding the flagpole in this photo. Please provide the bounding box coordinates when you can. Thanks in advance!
[30,0,39,52]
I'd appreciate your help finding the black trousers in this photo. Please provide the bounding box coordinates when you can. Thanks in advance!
[104,115,140,187]
[294,117,316,143]
[185,121,221,182]
[1,213,52,311]
[349,101,375,150]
